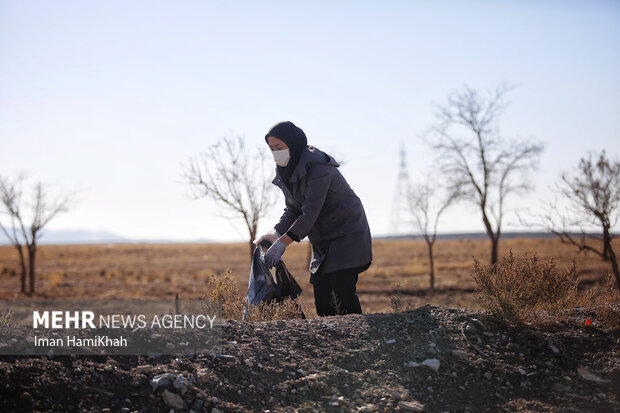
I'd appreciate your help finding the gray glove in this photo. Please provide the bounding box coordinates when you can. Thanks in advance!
[264,239,286,268]
[254,229,280,246]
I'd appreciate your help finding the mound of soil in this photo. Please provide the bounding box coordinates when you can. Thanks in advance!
[1,304,619,412]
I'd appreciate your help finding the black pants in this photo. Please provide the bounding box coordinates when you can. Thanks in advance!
[313,266,365,316]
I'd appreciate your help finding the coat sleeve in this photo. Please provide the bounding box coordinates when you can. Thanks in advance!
[285,163,331,241]
[274,196,301,236]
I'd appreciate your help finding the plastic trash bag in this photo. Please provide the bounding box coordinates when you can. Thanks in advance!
[243,243,305,320]
[245,245,280,307]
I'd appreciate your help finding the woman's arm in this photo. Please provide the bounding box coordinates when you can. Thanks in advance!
[264,164,331,267]
[274,197,301,236]
[284,163,331,241]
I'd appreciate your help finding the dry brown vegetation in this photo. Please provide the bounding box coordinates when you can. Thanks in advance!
[201,270,310,322]
[0,237,617,317]
[471,250,592,324]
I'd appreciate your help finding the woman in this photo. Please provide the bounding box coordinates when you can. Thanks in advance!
[255,120,372,316]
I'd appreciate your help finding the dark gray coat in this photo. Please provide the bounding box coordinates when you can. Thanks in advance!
[272,146,372,281]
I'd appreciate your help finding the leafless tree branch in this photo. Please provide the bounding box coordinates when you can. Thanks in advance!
[543,150,620,290]
[426,83,543,264]
[182,132,277,258]
[0,173,72,294]
[406,173,462,290]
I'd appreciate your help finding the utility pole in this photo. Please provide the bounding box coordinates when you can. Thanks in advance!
[388,143,410,236]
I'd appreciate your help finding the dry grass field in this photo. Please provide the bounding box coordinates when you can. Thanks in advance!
[2,237,620,412]
[0,237,616,316]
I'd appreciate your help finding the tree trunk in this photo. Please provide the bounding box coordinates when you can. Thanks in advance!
[427,241,435,291]
[602,225,611,262]
[14,244,27,294]
[481,208,499,265]
[28,245,36,294]
[607,242,620,292]
[249,227,257,260]
[491,236,499,266]
[248,240,255,261]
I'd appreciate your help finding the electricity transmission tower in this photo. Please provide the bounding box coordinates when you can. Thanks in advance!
[388,143,411,236]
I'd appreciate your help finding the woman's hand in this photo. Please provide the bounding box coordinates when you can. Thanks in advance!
[254,229,280,246]
[264,239,286,268]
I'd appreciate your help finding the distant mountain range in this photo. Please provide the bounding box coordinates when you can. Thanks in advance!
[0,228,598,245]
[0,229,214,245]
[0,229,130,245]
[374,231,571,241]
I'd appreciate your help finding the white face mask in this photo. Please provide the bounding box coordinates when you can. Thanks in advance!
[272,148,290,167]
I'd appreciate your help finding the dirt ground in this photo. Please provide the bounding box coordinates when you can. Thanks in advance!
[1,237,619,412]
[0,237,616,315]
[1,304,619,412]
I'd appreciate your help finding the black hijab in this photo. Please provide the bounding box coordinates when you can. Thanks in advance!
[264,121,308,184]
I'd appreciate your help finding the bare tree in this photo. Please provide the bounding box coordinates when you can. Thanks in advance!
[543,150,620,290]
[0,174,71,295]
[426,83,544,264]
[0,174,27,292]
[406,176,460,291]
[183,132,277,258]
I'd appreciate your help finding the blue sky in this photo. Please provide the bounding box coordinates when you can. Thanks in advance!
[1,0,619,242]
